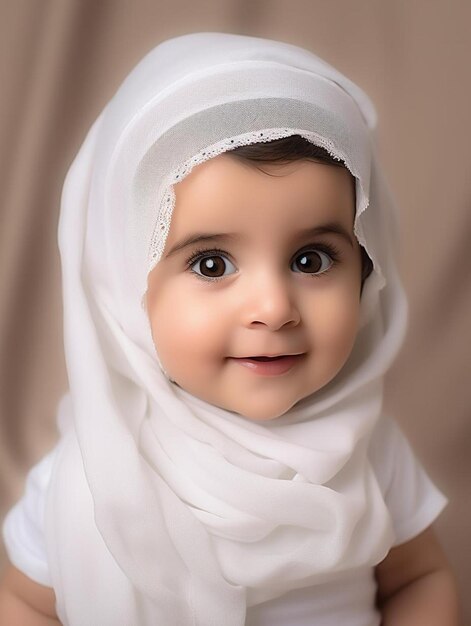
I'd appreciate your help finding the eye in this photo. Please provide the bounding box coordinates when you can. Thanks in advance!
[291,249,333,275]
[190,253,236,279]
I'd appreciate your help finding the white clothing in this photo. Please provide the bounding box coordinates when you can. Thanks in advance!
[3,415,447,626]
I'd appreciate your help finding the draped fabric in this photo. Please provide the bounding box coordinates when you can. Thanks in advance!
[37,33,410,625]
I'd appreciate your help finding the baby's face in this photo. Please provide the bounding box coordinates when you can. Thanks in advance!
[147,154,362,420]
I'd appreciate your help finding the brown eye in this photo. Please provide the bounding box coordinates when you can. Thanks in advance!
[191,254,236,279]
[291,250,332,275]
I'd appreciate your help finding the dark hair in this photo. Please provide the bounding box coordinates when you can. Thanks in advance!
[229,135,374,287]
[229,135,344,167]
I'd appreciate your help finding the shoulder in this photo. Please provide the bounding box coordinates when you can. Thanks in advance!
[368,415,448,547]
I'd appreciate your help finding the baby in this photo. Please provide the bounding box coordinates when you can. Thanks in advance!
[0,33,460,625]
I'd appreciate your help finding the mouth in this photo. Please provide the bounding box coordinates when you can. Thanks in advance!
[230,353,305,376]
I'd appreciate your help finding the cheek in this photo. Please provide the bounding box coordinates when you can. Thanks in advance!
[311,284,361,358]
[148,286,226,377]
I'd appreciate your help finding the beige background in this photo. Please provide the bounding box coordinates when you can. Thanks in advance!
[1,0,470,620]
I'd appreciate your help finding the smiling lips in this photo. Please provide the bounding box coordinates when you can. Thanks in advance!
[230,354,304,376]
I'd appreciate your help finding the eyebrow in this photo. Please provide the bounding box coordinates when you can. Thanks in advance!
[165,221,354,258]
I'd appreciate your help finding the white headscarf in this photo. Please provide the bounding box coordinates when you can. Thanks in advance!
[46,33,408,625]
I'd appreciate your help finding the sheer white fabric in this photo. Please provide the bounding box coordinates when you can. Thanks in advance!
[3,415,447,625]
[14,32,421,624]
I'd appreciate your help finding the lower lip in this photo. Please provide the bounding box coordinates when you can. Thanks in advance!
[231,355,304,376]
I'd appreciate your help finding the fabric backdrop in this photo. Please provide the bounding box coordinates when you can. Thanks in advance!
[1,0,469,620]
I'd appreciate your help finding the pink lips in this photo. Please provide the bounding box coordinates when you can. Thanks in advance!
[231,354,304,376]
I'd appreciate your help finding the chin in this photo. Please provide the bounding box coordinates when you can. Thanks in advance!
[232,397,299,422]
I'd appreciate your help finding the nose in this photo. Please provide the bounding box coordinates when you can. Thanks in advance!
[242,272,301,331]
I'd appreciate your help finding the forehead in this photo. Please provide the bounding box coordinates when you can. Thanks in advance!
[169,154,356,239]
